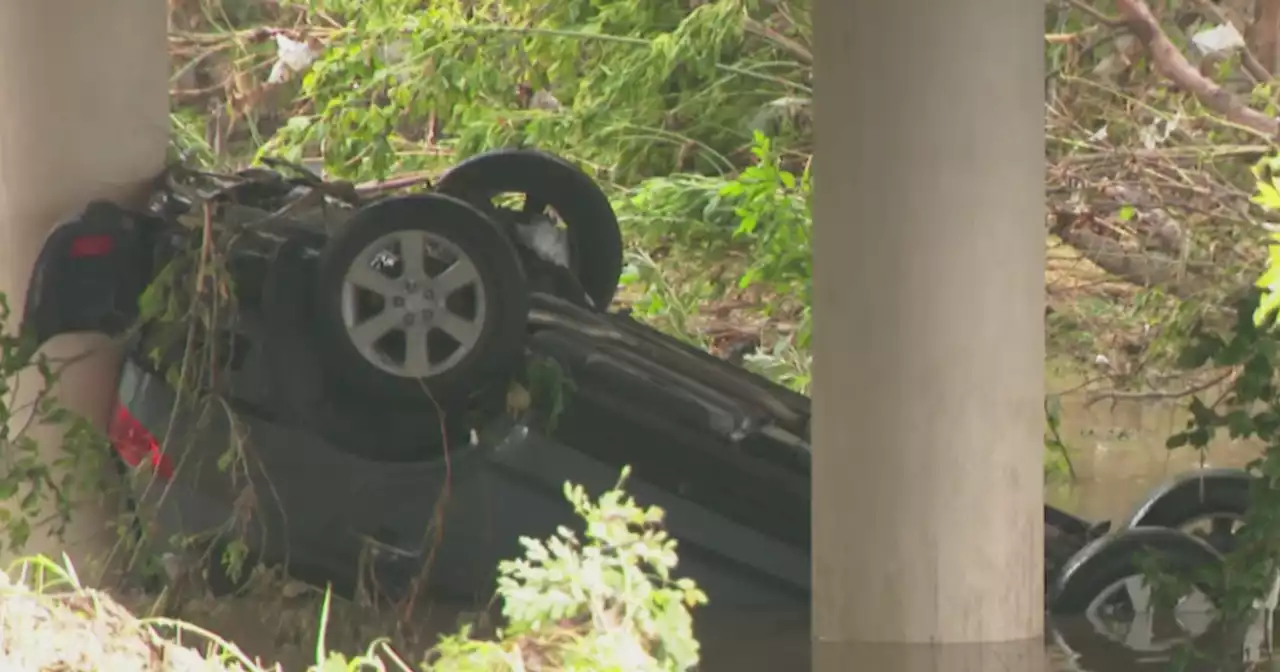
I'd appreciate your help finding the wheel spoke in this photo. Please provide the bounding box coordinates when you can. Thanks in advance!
[435,311,480,346]
[433,259,480,297]
[1122,576,1153,614]
[1084,574,1221,654]
[396,230,427,281]
[350,308,404,351]
[1175,591,1217,637]
[403,320,432,374]
[346,262,398,297]
[1120,576,1157,651]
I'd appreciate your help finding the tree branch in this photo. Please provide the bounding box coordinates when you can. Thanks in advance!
[1064,0,1126,27]
[743,18,813,66]
[1115,0,1280,138]
[1192,0,1271,83]
[1084,369,1235,407]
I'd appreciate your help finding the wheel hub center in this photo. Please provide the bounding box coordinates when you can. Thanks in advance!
[402,289,438,314]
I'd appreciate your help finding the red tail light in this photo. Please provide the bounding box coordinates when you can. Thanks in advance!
[109,404,173,480]
[68,234,115,258]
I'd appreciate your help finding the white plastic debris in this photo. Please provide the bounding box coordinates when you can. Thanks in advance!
[515,215,571,268]
[268,34,318,84]
[1139,111,1181,150]
[1191,23,1245,57]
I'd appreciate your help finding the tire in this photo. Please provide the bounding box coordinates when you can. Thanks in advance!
[313,193,529,402]
[1049,528,1228,662]
[1126,472,1250,555]
[1051,527,1222,612]
[434,149,623,311]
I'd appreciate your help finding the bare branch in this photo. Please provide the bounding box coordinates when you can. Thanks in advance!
[1084,369,1235,407]
[1115,0,1280,138]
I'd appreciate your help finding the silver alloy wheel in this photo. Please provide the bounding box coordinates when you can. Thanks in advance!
[1083,574,1217,653]
[340,229,486,378]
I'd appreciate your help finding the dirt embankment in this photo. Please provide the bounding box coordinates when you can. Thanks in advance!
[0,567,245,671]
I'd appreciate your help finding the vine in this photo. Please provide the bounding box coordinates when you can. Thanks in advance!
[0,296,118,557]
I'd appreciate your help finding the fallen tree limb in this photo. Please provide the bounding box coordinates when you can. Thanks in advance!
[1115,0,1280,138]
[1055,227,1200,295]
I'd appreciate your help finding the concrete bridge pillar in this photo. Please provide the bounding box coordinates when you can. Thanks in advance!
[810,0,1047,669]
[0,0,169,578]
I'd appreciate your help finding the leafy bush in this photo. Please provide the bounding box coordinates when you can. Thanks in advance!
[1154,152,1280,628]
[424,467,707,671]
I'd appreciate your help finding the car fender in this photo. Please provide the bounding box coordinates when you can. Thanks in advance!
[1121,467,1251,530]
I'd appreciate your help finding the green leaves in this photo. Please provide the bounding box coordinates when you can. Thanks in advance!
[1162,280,1280,624]
[1252,154,1280,329]
[431,467,707,671]
[1256,233,1280,327]
[0,288,113,557]
[716,132,811,298]
[258,0,807,184]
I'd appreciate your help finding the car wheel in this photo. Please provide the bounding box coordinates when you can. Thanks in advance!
[314,193,529,402]
[1049,528,1227,661]
[434,148,623,311]
[1126,472,1250,555]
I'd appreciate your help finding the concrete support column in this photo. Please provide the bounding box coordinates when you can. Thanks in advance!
[810,0,1045,669]
[0,0,169,578]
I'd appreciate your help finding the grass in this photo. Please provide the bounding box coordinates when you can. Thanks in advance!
[0,555,262,670]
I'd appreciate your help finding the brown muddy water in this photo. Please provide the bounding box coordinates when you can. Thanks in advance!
[124,384,1262,671]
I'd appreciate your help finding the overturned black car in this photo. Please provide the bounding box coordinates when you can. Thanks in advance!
[22,150,1254,658]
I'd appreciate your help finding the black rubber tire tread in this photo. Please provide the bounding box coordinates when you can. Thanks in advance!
[313,193,529,403]
[1049,527,1223,614]
[434,149,623,310]
[1127,473,1251,556]
[1127,474,1250,529]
